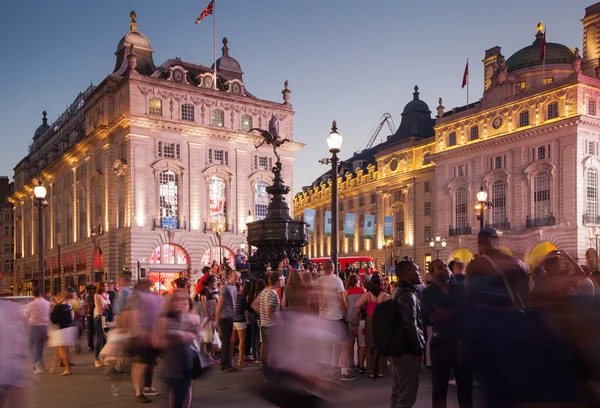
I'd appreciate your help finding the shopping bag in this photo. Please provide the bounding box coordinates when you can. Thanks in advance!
[212,328,222,349]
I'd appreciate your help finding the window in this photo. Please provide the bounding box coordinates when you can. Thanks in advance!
[159,170,179,228]
[448,132,457,147]
[586,168,598,221]
[394,190,404,202]
[470,126,479,141]
[492,180,508,225]
[78,187,86,240]
[241,115,252,131]
[209,176,227,225]
[339,202,344,212]
[66,200,73,245]
[4,212,9,221]
[424,201,431,216]
[424,182,431,193]
[455,187,468,228]
[181,103,194,121]
[359,213,364,227]
[254,181,269,221]
[359,237,365,251]
[589,100,597,116]
[120,142,126,160]
[150,244,190,265]
[212,109,224,126]
[588,141,596,156]
[454,164,467,178]
[518,81,526,90]
[359,196,365,207]
[491,155,506,170]
[370,193,377,204]
[349,199,354,210]
[396,210,405,244]
[537,146,546,160]
[542,77,554,85]
[258,156,268,170]
[547,102,559,120]
[519,110,529,127]
[533,172,551,219]
[424,226,432,243]
[149,98,162,116]
[118,175,126,228]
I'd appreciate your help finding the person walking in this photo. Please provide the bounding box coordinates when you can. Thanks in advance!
[24,288,51,373]
[49,288,78,376]
[354,274,389,378]
[390,261,425,408]
[345,274,366,372]
[313,259,354,381]
[93,281,111,367]
[422,259,472,408]
[216,268,239,372]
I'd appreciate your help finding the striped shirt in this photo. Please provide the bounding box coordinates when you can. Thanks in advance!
[259,288,280,327]
[234,293,247,323]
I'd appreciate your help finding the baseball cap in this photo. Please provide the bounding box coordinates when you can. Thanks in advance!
[478,227,499,239]
[66,287,77,293]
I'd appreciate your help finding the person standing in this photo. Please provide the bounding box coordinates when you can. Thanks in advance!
[390,261,425,408]
[313,259,355,381]
[422,260,472,408]
[25,288,51,373]
[93,281,111,368]
[216,268,239,372]
[237,256,251,281]
[345,274,366,372]
[258,272,282,376]
[49,288,78,376]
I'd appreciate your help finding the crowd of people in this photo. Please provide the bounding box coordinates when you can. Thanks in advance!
[3,228,600,407]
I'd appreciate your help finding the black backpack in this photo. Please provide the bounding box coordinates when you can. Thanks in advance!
[372,290,405,357]
[50,304,62,325]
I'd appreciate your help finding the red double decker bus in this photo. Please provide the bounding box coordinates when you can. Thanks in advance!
[310,256,375,275]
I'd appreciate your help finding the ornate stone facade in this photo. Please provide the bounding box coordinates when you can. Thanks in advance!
[11,13,301,294]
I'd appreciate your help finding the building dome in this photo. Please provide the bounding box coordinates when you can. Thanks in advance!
[402,87,431,114]
[33,111,49,140]
[117,30,152,52]
[211,38,244,82]
[113,11,156,76]
[506,27,574,73]
[390,86,435,141]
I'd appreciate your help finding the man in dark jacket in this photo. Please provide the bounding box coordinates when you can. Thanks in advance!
[390,260,425,408]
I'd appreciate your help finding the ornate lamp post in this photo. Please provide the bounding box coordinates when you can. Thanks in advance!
[429,233,447,259]
[34,180,48,294]
[383,239,392,275]
[325,121,343,273]
[245,210,254,253]
[475,185,492,230]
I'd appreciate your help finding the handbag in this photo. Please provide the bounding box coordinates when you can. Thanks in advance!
[202,323,214,344]
[190,339,211,379]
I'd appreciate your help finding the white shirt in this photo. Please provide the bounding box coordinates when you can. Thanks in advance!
[24,297,50,327]
[314,274,345,320]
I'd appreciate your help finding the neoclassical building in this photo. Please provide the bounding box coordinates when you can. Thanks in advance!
[295,2,600,272]
[11,12,301,294]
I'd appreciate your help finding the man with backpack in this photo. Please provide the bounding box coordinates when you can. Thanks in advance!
[388,260,425,408]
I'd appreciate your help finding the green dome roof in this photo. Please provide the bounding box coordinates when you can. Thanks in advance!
[506,30,573,73]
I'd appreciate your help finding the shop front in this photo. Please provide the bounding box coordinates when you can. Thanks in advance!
[149,244,191,295]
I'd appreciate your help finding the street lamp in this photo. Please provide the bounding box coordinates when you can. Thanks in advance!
[429,233,447,259]
[34,180,48,294]
[383,239,392,275]
[324,121,343,273]
[215,223,224,265]
[475,185,492,230]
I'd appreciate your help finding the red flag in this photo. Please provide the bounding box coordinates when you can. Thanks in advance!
[540,30,547,61]
[195,0,214,23]
[461,60,469,89]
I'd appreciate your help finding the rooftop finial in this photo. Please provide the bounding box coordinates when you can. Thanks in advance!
[130,10,138,32]
[222,37,229,56]
[282,80,291,106]
[413,85,420,100]
[42,111,47,125]
[537,22,544,33]
[331,120,338,133]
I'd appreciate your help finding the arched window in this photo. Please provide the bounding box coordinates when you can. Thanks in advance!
[586,167,598,221]
[181,103,194,122]
[491,180,508,227]
[212,109,224,127]
[455,187,468,228]
[209,176,226,226]
[533,172,551,219]
[149,98,162,116]
[254,181,269,220]
[149,244,190,265]
[241,114,253,131]
[78,187,87,240]
[159,170,179,229]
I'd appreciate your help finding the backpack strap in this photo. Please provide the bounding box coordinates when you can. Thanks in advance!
[481,255,526,312]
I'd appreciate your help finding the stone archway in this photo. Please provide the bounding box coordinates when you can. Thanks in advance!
[448,248,474,264]
[499,245,513,256]
[524,241,557,270]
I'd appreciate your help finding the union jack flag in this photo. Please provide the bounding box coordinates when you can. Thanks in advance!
[195,0,214,24]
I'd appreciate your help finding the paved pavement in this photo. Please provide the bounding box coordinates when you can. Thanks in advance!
[25,352,479,407]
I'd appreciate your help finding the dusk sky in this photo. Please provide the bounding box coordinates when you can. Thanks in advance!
[0,0,592,194]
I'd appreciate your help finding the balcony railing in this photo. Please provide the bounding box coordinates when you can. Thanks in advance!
[204,221,233,233]
[583,214,600,225]
[485,221,511,231]
[526,215,555,228]
[449,225,471,237]
[153,217,186,230]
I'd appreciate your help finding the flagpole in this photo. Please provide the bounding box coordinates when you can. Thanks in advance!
[467,58,469,107]
[213,0,217,90]
[542,29,546,86]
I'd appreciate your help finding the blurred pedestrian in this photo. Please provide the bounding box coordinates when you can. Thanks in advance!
[94,281,111,367]
[0,299,30,407]
[345,274,366,373]
[25,287,50,373]
[49,288,78,376]
[216,268,239,372]
[258,271,282,376]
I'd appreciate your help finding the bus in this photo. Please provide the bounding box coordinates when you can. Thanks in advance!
[310,256,375,275]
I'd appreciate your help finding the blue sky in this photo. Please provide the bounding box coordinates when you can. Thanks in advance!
[0,0,592,193]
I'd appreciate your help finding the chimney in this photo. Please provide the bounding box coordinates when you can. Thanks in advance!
[582,3,600,77]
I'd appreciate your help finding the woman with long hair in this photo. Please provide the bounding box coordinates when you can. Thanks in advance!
[282,270,306,310]
[94,281,111,367]
[231,281,249,368]
[346,274,366,373]
[158,289,202,408]
[354,274,389,378]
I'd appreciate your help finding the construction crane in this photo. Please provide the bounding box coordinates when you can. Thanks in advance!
[359,113,396,152]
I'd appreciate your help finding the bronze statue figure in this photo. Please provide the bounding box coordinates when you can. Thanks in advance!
[249,115,289,164]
